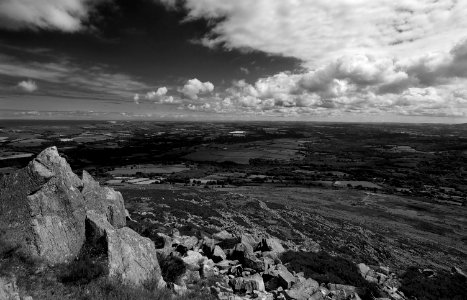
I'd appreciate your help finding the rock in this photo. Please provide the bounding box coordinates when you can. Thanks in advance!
[263,257,275,271]
[182,250,206,270]
[258,238,285,254]
[85,210,115,243]
[263,264,296,290]
[240,233,261,249]
[276,265,296,289]
[0,276,20,300]
[231,274,265,293]
[107,226,165,287]
[173,235,198,253]
[327,283,356,292]
[172,283,188,295]
[378,266,390,275]
[212,245,227,262]
[213,230,234,241]
[452,266,467,278]
[0,147,86,265]
[203,242,227,263]
[201,262,218,278]
[233,242,254,257]
[284,278,319,300]
[81,170,126,228]
[216,260,237,270]
[358,263,371,277]
[262,251,282,264]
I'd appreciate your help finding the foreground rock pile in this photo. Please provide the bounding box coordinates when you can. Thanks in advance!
[156,228,369,300]
[0,147,412,300]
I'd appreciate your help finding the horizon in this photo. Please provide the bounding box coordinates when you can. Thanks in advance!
[1,0,467,123]
[0,117,466,126]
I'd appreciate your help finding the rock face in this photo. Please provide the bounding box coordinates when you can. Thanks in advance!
[81,170,126,228]
[0,146,86,264]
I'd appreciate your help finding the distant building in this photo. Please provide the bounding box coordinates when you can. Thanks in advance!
[229,130,246,137]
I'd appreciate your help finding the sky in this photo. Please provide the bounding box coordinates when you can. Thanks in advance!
[0,0,467,122]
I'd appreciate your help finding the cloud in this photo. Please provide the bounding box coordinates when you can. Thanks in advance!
[0,0,102,32]
[196,38,467,118]
[181,78,214,100]
[17,79,38,92]
[133,94,140,104]
[145,87,168,99]
[0,53,151,101]
[144,87,177,103]
[240,67,249,75]
[165,0,467,67]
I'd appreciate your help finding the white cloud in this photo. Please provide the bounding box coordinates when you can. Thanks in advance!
[17,79,38,92]
[0,0,101,32]
[145,87,168,100]
[133,93,140,104]
[181,78,214,100]
[168,0,467,67]
[208,38,467,118]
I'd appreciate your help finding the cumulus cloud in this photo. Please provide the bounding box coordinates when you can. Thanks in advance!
[181,78,214,100]
[17,79,38,92]
[163,0,467,67]
[145,87,177,103]
[145,87,167,99]
[194,38,467,118]
[0,0,100,31]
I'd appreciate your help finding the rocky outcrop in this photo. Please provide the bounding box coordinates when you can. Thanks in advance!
[0,146,165,292]
[81,170,126,228]
[0,146,85,265]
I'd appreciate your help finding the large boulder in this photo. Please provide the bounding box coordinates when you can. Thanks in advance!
[81,170,126,228]
[0,147,86,265]
[86,211,165,287]
[107,226,165,287]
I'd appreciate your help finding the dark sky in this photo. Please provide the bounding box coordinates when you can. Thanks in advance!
[0,0,466,122]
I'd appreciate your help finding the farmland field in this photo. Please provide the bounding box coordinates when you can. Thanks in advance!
[183,138,304,164]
